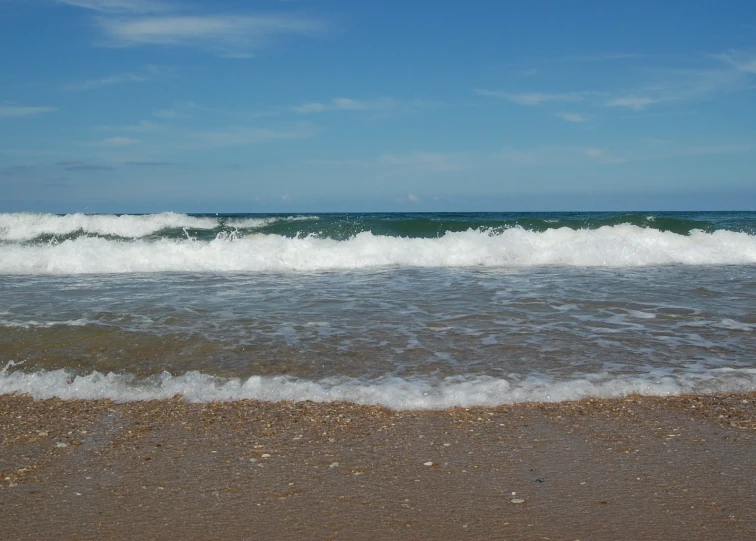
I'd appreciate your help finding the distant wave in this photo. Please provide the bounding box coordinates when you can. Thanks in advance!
[0,212,319,241]
[225,215,320,229]
[2,366,754,408]
[0,225,754,274]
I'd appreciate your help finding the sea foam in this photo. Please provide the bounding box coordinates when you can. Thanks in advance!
[1,367,754,409]
[0,225,755,274]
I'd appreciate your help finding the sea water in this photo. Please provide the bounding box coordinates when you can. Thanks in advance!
[1,211,755,409]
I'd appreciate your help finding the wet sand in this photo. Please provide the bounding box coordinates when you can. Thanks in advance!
[1,393,755,540]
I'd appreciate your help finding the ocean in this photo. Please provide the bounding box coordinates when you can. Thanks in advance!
[1,211,755,409]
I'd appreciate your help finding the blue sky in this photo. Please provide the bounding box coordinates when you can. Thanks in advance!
[1,0,755,212]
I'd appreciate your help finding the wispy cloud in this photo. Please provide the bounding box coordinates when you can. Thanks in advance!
[377,152,469,173]
[98,14,327,56]
[480,50,756,114]
[61,65,167,91]
[710,50,756,73]
[655,143,752,159]
[581,147,626,164]
[555,112,590,122]
[54,0,171,14]
[0,105,57,117]
[182,124,316,149]
[606,63,750,110]
[293,97,396,114]
[152,107,188,119]
[311,151,469,174]
[111,120,163,132]
[495,146,626,166]
[474,89,592,105]
[313,146,629,173]
[605,96,659,110]
[150,100,273,120]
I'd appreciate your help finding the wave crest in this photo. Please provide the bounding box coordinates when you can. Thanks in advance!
[0,225,754,274]
[0,212,321,241]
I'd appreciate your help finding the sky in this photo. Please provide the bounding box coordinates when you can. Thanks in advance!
[1,0,755,213]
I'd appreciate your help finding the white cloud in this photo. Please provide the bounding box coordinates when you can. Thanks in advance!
[407,193,420,203]
[475,89,590,105]
[0,105,57,117]
[293,97,395,114]
[555,112,589,122]
[99,14,327,55]
[55,0,171,13]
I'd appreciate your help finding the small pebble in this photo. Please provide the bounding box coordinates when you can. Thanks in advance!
[56,442,68,448]
[261,454,271,458]
[510,498,526,504]
[329,462,339,468]
[423,461,433,466]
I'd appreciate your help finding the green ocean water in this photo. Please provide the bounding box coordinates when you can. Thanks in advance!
[141,211,756,241]
[3,211,755,244]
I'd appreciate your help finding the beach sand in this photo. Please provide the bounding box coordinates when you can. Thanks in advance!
[1,393,754,540]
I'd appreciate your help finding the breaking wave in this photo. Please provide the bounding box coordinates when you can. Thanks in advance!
[2,366,755,409]
[0,225,754,274]
[0,212,319,241]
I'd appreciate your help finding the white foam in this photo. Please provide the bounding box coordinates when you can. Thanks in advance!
[716,319,755,331]
[0,318,91,329]
[1,367,754,409]
[627,310,656,319]
[0,212,218,240]
[0,225,755,274]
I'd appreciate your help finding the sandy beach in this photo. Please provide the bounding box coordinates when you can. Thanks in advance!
[1,393,754,540]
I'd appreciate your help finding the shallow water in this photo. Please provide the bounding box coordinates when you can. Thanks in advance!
[1,212,755,408]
